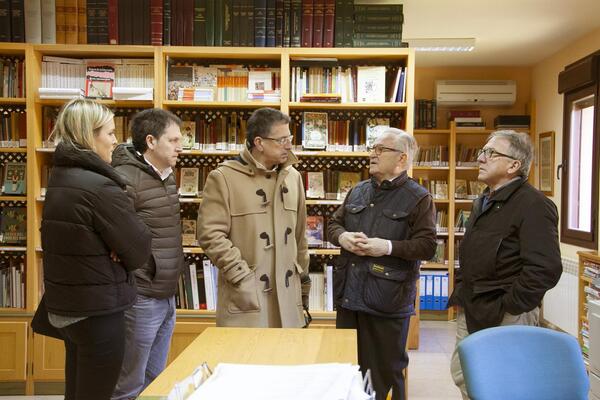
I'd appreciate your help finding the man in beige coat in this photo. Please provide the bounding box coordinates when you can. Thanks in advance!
[197,108,310,328]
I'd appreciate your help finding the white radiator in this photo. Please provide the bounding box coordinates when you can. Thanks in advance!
[542,257,578,336]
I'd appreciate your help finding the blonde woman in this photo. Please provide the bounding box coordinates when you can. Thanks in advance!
[39,99,152,400]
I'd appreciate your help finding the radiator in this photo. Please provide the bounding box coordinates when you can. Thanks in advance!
[542,257,578,336]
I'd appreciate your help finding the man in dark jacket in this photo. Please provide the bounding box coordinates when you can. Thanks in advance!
[111,109,185,400]
[449,130,562,399]
[328,128,437,400]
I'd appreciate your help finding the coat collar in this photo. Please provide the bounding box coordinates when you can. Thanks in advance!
[53,142,127,188]
[370,171,409,190]
[221,147,299,176]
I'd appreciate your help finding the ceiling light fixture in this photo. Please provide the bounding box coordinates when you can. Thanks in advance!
[405,38,476,52]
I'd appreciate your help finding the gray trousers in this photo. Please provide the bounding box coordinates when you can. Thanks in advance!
[450,307,540,400]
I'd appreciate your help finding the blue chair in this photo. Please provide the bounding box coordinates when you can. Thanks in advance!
[457,325,589,400]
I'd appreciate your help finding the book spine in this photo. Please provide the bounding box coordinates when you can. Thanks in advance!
[55,0,66,43]
[183,0,193,45]
[353,22,401,33]
[265,0,275,47]
[0,0,11,43]
[353,4,402,14]
[142,0,151,45]
[274,0,283,47]
[24,0,42,43]
[254,0,266,47]
[41,0,56,43]
[205,0,214,46]
[214,0,223,46]
[150,0,163,45]
[131,0,142,44]
[222,0,232,46]
[283,0,291,47]
[77,0,86,43]
[117,0,131,44]
[10,0,25,42]
[322,0,333,47]
[312,0,323,47]
[64,0,78,44]
[354,13,403,24]
[193,0,206,46]
[300,0,312,47]
[353,32,402,40]
[162,0,170,45]
[341,0,352,47]
[333,0,342,47]
[86,0,96,44]
[231,0,239,46]
[96,0,108,44]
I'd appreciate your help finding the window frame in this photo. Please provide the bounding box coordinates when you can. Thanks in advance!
[559,54,600,249]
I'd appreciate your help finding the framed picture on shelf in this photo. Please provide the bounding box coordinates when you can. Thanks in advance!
[538,131,555,196]
[302,112,328,150]
[3,162,26,195]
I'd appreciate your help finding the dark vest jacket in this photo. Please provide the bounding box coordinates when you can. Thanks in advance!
[334,175,429,318]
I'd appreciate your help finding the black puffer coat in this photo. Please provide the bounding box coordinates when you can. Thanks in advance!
[41,143,152,317]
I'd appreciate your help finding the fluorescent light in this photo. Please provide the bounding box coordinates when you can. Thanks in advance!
[405,38,475,52]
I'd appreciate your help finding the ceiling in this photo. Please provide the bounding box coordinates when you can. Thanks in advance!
[360,0,600,66]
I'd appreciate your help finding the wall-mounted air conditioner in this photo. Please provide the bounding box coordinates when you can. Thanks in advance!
[435,80,517,106]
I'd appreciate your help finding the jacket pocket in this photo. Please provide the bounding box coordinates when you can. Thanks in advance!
[227,269,260,314]
[363,264,412,314]
[333,256,349,303]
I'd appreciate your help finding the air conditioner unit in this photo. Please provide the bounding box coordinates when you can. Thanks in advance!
[435,80,517,106]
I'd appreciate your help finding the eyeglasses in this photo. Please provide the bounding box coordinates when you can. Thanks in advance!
[367,145,404,156]
[261,135,294,146]
[477,147,516,160]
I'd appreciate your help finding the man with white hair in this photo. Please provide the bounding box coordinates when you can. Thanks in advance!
[449,130,562,399]
[328,128,437,400]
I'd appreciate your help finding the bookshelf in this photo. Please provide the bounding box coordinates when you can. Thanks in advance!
[0,43,417,392]
[578,251,600,364]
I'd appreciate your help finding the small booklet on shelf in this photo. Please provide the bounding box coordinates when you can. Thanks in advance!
[181,121,197,149]
[85,62,115,99]
[182,219,198,247]
[0,206,26,244]
[357,66,386,103]
[337,172,362,200]
[306,171,325,199]
[302,112,328,150]
[306,216,325,248]
[179,167,200,196]
[2,162,26,195]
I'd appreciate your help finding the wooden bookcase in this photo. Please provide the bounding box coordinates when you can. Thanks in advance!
[578,250,600,363]
[0,43,420,393]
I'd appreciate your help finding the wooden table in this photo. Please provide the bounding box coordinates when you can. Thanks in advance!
[140,327,358,399]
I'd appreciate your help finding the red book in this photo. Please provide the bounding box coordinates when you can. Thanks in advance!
[312,0,323,47]
[108,0,118,44]
[301,0,313,47]
[322,0,334,47]
[150,0,163,45]
[182,0,193,46]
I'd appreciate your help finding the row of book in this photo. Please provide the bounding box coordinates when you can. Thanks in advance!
[455,180,487,200]
[414,99,437,129]
[456,145,483,166]
[419,271,449,311]
[454,210,471,233]
[0,206,27,245]
[413,145,449,167]
[40,56,154,100]
[0,58,25,98]
[417,179,448,200]
[0,259,25,309]
[308,266,334,312]
[290,65,407,104]
[5,1,405,48]
[0,111,26,147]
[303,170,365,201]
[167,63,281,102]
[581,260,600,357]
[176,259,218,310]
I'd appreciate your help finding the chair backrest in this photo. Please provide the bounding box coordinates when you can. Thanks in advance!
[458,325,589,400]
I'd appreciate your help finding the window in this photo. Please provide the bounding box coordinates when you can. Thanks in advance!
[559,53,600,249]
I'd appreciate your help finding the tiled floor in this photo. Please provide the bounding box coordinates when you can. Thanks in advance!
[408,320,463,399]
[0,320,462,400]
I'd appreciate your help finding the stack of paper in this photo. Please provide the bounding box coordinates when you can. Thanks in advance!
[187,363,371,400]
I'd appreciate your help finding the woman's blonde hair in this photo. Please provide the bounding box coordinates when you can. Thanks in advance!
[51,99,114,150]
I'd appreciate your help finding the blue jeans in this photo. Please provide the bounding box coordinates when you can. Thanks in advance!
[111,294,176,400]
